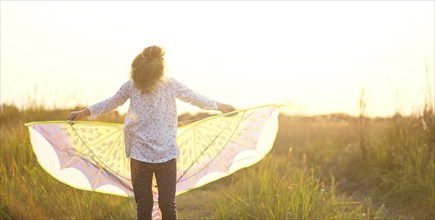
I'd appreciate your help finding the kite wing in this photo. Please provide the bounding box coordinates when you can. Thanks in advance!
[25,121,134,196]
[25,104,280,198]
[175,104,280,194]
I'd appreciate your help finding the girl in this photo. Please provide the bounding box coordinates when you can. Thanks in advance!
[67,45,235,220]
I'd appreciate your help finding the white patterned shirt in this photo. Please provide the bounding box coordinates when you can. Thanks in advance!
[87,77,218,163]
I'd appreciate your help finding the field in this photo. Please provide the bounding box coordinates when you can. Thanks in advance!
[0,104,434,219]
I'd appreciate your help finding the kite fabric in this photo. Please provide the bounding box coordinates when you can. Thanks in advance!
[25,104,280,217]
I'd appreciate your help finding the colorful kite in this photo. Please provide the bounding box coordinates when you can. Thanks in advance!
[25,104,280,219]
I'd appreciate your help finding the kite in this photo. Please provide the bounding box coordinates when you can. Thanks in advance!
[25,104,281,219]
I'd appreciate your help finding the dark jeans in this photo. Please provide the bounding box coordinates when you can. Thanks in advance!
[131,158,177,220]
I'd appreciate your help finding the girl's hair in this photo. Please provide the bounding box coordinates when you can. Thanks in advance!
[130,45,165,94]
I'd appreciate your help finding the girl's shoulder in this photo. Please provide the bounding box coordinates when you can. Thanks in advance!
[118,79,136,94]
[155,77,184,91]
[163,76,176,83]
[122,79,134,89]
[162,77,180,87]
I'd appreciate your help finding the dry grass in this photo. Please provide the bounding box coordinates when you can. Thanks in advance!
[1,101,433,219]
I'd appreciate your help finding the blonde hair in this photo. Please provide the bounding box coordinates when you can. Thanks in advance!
[130,46,165,94]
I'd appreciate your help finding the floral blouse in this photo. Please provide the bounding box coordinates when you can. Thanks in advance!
[87,77,218,163]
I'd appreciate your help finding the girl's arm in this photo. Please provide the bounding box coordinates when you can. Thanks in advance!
[67,81,131,121]
[173,78,235,113]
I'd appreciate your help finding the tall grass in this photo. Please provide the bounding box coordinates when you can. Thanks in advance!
[360,112,434,218]
[1,100,433,219]
[212,157,384,219]
[267,84,434,218]
[350,68,434,218]
[272,113,433,218]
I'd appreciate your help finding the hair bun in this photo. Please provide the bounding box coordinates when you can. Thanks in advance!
[142,45,165,60]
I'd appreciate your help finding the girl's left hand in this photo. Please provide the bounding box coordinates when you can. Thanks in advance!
[67,108,90,121]
[217,102,235,113]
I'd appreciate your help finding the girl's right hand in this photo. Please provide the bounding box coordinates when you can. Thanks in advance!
[217,102,235,113]
[67,108,90,121]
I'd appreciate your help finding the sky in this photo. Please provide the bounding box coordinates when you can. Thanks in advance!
[1,1,434,117]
